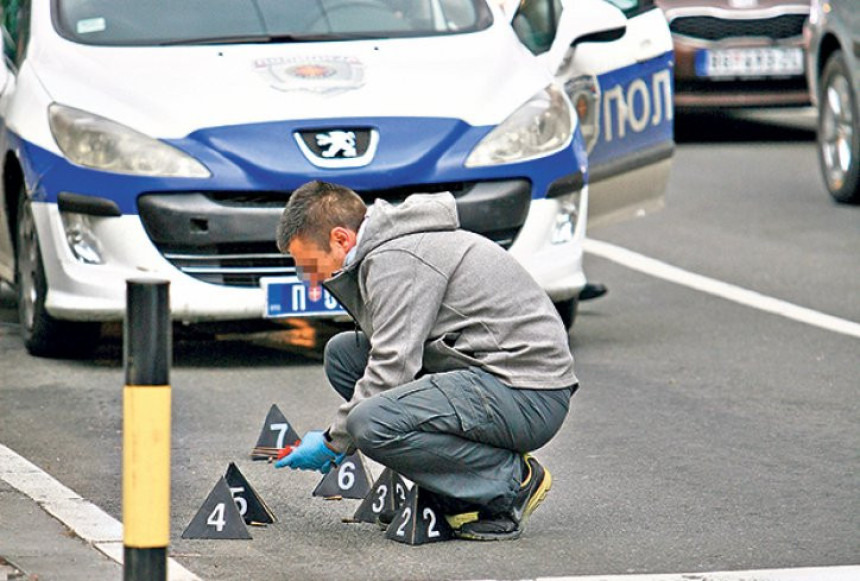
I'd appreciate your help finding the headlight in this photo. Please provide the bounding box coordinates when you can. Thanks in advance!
[48,104,210,177]
[465,84,573,167]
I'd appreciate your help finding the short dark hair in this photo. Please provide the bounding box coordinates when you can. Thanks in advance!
[276,181,366,253]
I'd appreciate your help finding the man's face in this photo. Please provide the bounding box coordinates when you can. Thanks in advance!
[287,228,356,287]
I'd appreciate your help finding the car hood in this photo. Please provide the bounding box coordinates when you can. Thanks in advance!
[32,27,546,139]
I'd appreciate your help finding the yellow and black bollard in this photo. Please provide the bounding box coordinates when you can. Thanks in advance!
[123,279,171,581]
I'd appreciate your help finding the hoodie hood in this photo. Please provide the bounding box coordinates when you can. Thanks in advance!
[349,193,460,267]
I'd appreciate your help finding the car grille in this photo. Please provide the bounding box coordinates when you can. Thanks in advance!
[139,182,525,288]
[669,14,807,41]
[162,243,296,287]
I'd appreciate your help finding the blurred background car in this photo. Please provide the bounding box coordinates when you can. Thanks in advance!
[804,0,860,204]
[656,0,811,109]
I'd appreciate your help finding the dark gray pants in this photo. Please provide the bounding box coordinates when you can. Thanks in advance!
[324,331,574,514]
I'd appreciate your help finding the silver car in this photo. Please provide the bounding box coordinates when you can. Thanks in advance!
[657,0,810,110]
[804,0,860,204]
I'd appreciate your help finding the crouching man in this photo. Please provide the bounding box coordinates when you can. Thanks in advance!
[274,180,578,540]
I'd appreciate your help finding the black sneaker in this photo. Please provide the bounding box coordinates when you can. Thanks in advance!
[379,508,479,532]
[455,455,552,541]
[421,489,481,530]
[454,512,522,541]
[579,282,608,301]
[378,492,481,531]
[511,454,552,524]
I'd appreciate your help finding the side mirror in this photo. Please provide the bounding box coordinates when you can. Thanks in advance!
[572,25,626,47]
[561,0,627,48]
[542,0,628,72]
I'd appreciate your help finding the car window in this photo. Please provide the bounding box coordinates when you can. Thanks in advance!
[512,0,562,55]
[53,0,492,45]
[602,0,655,18]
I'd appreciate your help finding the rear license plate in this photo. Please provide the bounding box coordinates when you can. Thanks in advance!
[262,278,346,319]
[695,47,804,78]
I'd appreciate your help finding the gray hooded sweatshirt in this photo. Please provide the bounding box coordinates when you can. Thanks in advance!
[323,192,577,452]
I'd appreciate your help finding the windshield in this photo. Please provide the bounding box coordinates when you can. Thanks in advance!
[54,0,493,45]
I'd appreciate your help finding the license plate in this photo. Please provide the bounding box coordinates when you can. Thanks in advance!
[695,47,804,78]
[262,278,346,319]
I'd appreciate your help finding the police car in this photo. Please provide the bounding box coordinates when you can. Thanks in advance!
[0,0,673,357]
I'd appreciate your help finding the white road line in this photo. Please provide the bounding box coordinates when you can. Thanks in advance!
[0,443,200,581]
[584,238,860,339]
[515,565,860,581]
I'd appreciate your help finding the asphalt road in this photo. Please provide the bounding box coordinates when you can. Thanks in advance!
[0,109,858,581]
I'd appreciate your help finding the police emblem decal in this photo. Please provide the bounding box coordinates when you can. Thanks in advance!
[289,64,337,79]
[254,55,364,94]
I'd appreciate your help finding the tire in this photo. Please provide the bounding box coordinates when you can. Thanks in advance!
[15,188,101,357]
[817,50,860,204]
[553,297,579,331]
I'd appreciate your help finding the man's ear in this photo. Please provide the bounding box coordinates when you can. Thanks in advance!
[330,226,357,252]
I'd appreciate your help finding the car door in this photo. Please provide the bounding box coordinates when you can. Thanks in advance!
[510,0,675,228]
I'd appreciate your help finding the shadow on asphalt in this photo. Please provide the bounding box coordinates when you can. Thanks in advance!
[675,109,816,144]
[87,320,344,369]
[1,281,340,369]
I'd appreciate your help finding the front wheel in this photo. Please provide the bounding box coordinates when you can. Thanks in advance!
[15,189,100,357]
[817,50,860,204]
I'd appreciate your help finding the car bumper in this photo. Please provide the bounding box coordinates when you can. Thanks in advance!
[36,178,587,322]
[508,192,588,304]
[664,8,811,109]
[34,203,266,322]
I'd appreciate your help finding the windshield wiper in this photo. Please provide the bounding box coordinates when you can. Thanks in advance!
[160,33,333,46]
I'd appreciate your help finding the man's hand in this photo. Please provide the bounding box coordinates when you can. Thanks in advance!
[274,430,346,473]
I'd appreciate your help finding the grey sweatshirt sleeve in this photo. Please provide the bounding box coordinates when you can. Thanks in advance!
[326,246,447,452]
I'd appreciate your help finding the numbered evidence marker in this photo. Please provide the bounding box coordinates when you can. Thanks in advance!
[312,451,372,499]
[224,462,276,525]
[181,476,251,539]
[251,404,300,461]
[352,467,410,524]
[385,485,453,545]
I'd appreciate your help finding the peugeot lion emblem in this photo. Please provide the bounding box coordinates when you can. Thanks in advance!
[295,127,379,169]
[316,130,357,159]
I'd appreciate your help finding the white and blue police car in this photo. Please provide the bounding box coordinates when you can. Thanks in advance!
[0,0,673,356]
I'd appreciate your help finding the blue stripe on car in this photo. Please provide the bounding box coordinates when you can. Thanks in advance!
[17,116,586,214]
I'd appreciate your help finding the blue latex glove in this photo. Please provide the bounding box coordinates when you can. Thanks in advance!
[274,430,346,474]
